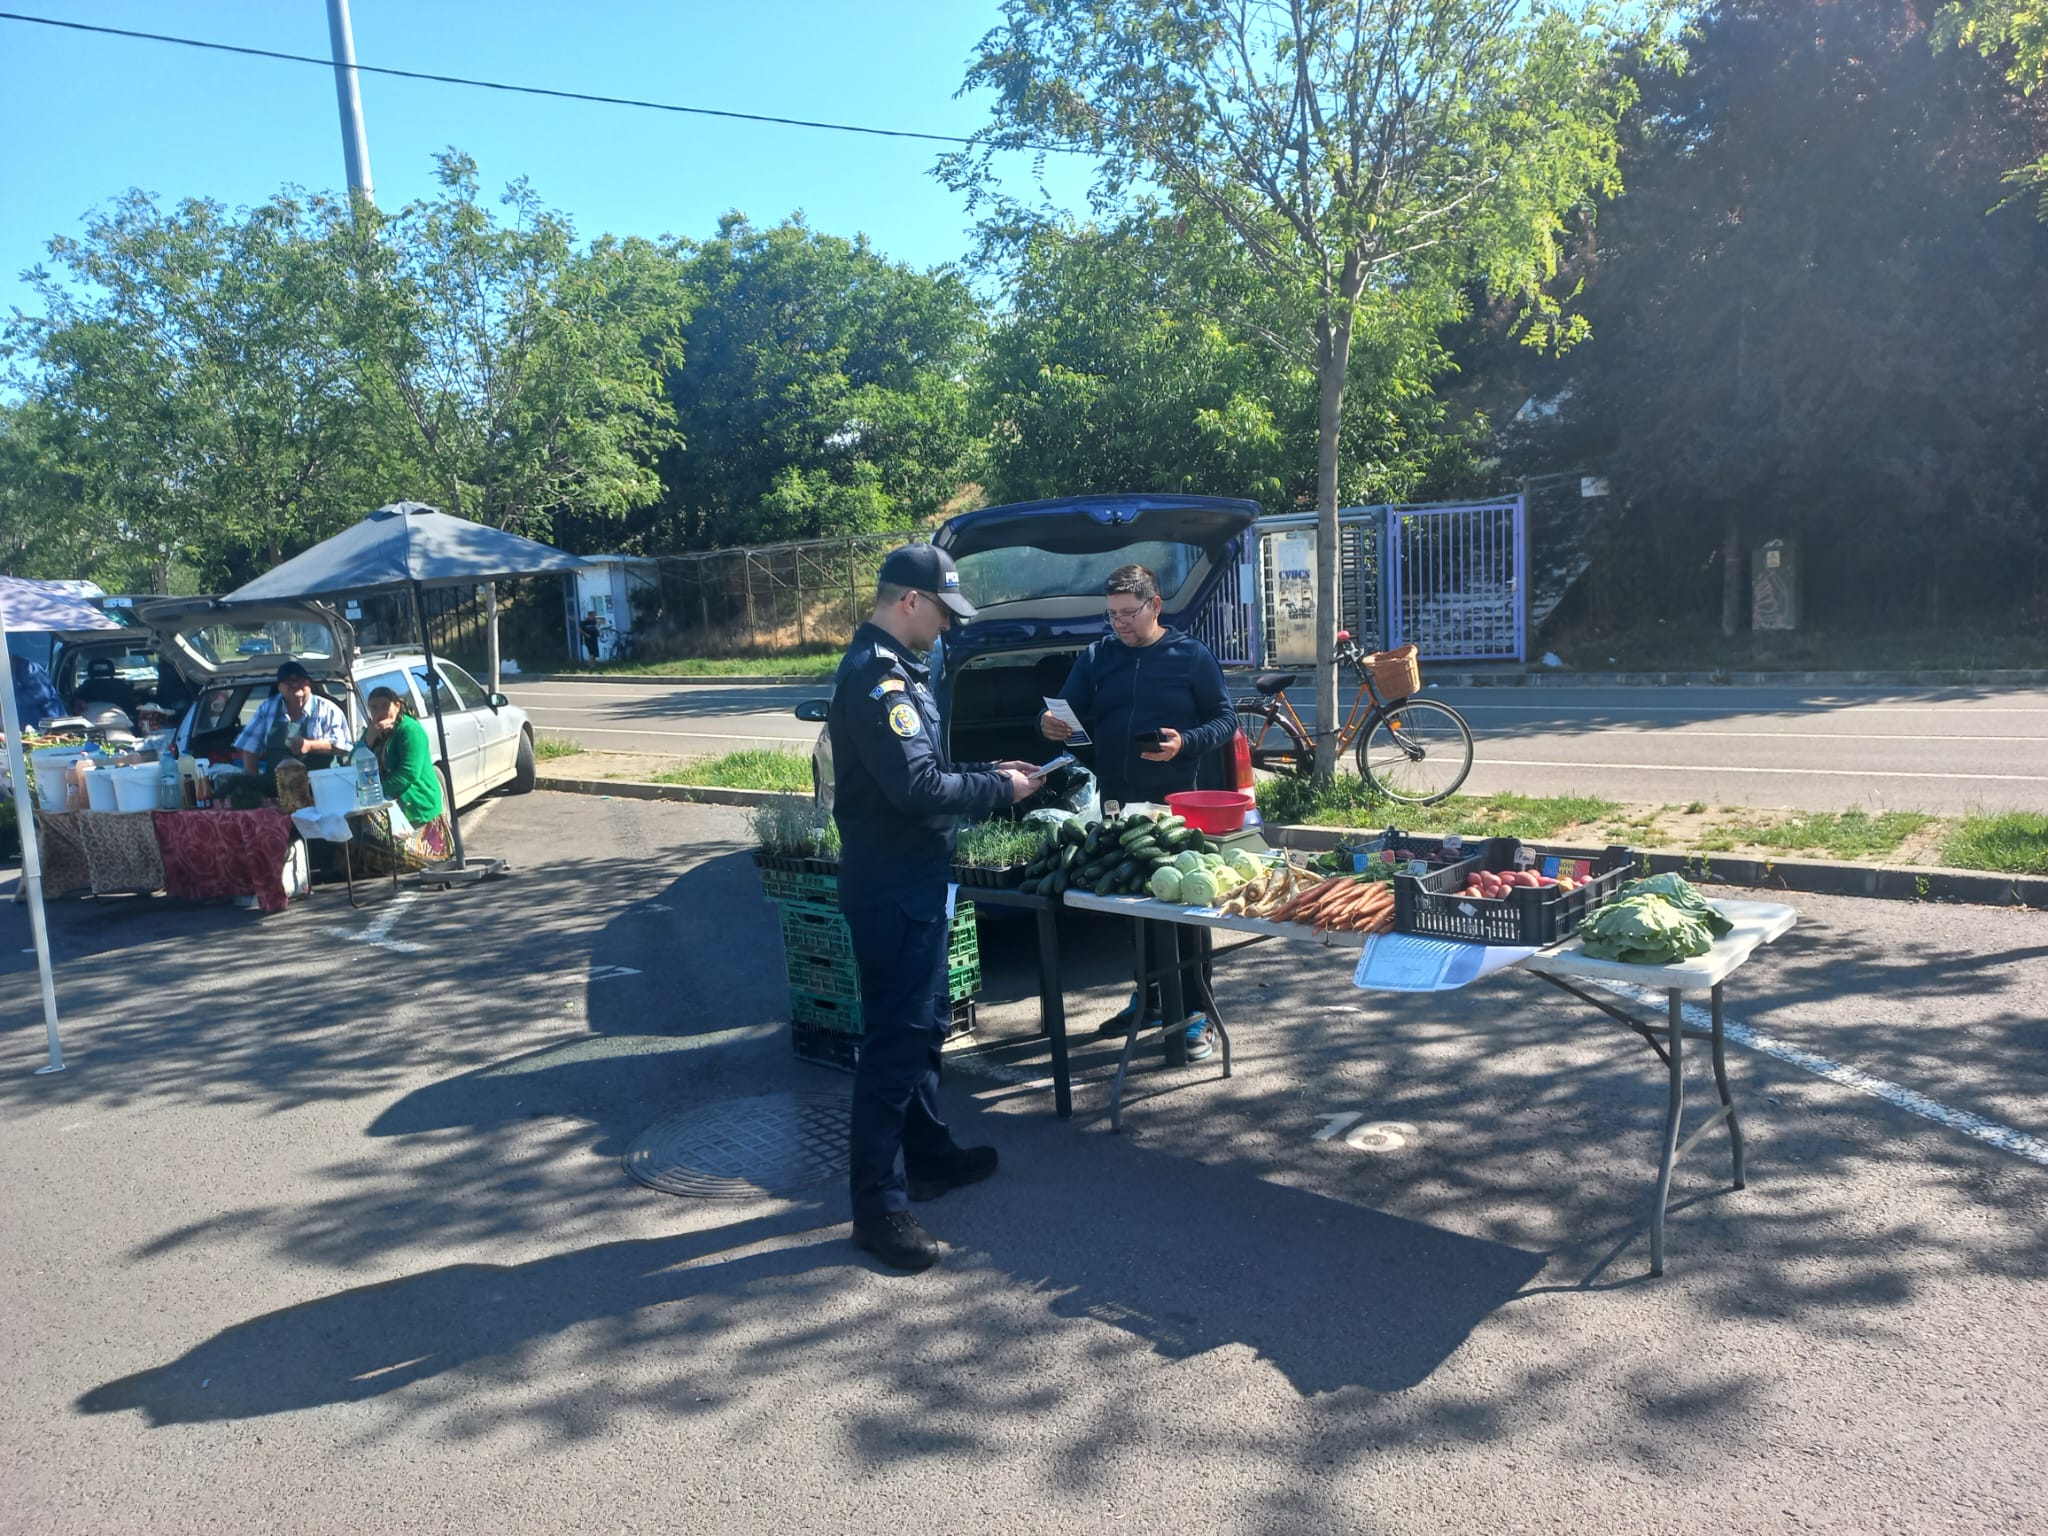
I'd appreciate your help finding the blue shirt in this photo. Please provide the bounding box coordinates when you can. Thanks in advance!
[1058,628,1235,806]
[8,656,64,728]
[234,690,354,758]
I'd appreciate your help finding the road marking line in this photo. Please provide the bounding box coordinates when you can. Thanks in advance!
[514,720,807,744]
[1473,758,2048,784]
[1594,981,2048,1169]
[324,893,425,954]
[1446,703,2048,715]
[1475,731,2039,744]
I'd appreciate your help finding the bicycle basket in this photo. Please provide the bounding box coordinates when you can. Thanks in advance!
[1361,643,1421,699]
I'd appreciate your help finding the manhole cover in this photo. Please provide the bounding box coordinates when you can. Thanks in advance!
[624,1090,851,1199]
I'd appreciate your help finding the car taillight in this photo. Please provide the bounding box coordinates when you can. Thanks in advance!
[1231,728,1255,794]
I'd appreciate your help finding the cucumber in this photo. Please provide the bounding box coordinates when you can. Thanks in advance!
[1117,825,1156,849]
[1049,868,1070,895]
[1125,839,1161,862]
[1155,815,1187,835]
[1059,819,1088,847]
[1111,857,1141,885]
[1083,825,1104,858]
[1019,876,1042,896]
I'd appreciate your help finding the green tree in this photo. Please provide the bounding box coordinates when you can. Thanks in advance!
[950,0,1656,770]
[1505,0,2048,633]
[658,214,984,547]
[980,212,1471,511]
[4,189,387,590]
[1935,0,2048,212]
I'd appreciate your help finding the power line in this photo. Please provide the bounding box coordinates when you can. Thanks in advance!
[0,9,1063,153]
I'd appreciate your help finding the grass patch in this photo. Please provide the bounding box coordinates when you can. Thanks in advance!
[1941,813,2048,875]
[1698,808,1934,859]
[1258,774,1620,839]
[532,734,583,761]
[556,653,841,678]
[653,749,813,792]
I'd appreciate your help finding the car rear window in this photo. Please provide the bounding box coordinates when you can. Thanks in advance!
[952,539,1202,606]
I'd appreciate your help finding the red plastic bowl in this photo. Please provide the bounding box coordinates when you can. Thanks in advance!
[1166,790,1256,834]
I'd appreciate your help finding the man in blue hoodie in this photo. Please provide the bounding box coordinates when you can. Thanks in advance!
[1040,563,1236,1060]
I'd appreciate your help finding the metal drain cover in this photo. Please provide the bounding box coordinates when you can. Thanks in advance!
[624,1090,851,1199]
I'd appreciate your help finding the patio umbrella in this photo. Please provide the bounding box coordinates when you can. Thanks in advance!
[227,501,587,875]
[0,580,119,1074]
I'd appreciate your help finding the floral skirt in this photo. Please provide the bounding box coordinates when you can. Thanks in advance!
[358,809,453,874]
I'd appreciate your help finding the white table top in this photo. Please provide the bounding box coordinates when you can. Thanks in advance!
[1059,888,1371,949]
[1060,889,1799,992]
[1522,899,1798,993]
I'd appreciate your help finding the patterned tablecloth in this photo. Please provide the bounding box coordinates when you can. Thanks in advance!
[150,808,294,912]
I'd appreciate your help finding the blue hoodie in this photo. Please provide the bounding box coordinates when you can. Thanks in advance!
[1057,628,1235,807]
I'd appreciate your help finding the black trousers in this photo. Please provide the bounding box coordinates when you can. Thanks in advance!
[842,897,957,1218]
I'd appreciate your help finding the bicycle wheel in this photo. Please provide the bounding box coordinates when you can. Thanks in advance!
[1355,697,1474,805]
[1242,705,1314,778]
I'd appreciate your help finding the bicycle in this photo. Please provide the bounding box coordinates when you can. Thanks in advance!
[1235,631,1475,804]
[595,624,636,663]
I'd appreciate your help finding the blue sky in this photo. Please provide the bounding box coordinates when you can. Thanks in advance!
[0,1,1100,321]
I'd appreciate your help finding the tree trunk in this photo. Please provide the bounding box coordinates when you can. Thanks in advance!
[485,580,501,691]
[1312,298,1356,777]
[1720,510,1744,638]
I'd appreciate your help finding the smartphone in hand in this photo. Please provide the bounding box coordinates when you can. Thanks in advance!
[1029,752,1078,782]
[1134,730,1163,751]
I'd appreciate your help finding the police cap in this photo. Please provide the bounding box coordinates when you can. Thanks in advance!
[879,543,976,621]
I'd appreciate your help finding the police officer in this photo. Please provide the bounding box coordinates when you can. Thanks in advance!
[829,544,1038,1272]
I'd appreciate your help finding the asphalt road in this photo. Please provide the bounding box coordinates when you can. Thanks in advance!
[1,793,2042,1533]
[510,675,2048,815]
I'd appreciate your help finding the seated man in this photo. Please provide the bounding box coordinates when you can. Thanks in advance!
[234,660,353,777]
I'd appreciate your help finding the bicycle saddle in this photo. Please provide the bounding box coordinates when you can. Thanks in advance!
[1252,672,1298,695]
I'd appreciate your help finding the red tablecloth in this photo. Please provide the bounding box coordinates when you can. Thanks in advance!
[151,808,293,912]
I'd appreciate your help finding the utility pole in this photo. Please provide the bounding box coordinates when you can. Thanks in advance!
[326,0,375,205]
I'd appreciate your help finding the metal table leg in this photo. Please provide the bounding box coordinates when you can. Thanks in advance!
[1110,917,1150,1132]
[1037,900,1071,1121]
[1711,982,1745,1188]
[1650,987,1685,1277]
[1159,921,1190,1067]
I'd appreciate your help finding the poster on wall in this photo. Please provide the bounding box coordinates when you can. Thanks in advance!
[1268,532,1318,665]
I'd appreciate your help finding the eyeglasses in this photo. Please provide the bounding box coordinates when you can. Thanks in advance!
[1105,604,1153,626]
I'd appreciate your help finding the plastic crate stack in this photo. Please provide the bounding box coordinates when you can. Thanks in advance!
[763,866,980,1072]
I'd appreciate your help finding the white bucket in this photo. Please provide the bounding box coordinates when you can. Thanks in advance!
[31,747,87,813]
[110,764,160,814]
[83,762,119,813]
[309,767,359,817]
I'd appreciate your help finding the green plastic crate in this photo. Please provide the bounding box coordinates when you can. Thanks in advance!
[760,866,840,909]
[780,901,855,961]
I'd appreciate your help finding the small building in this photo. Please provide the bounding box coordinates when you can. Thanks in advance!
[566,556,659,659]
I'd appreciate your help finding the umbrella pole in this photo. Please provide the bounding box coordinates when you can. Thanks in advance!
[412,580,468,868]
[0,609,66,1074]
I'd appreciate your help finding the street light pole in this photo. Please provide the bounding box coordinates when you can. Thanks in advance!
[326,0,375,205]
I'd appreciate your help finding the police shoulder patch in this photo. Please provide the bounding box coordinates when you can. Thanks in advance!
[870,677,907,699]
[886,700,921,739]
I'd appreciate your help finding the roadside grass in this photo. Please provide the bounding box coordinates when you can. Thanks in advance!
[1691,809,1934,859]
[532,734,583,761]
[1256,773,1619,840]
[555,653,841,679]
[1941,813,2048,875]
[651,748,812,793]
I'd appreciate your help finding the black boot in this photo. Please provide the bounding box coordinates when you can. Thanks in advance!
[906,1145,999,1202]
[852,1210,942,1272]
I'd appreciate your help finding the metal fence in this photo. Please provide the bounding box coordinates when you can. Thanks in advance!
[627,532,926,659]
[1253,498,1527,666]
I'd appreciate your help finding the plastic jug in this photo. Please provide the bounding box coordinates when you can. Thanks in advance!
[158,752,182,810]
[352,741,381,808]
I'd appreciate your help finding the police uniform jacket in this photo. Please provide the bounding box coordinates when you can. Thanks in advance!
[829,623,1007,915]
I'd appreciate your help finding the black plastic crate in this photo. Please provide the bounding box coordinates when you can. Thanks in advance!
[794,1020,860,1073]
[1394,842,1636,946]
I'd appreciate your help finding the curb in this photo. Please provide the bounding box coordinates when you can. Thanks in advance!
[535,775,794,809]
[512,672,830,687]
[1263,823,2048,909]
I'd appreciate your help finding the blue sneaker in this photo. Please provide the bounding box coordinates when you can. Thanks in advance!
[1096,989,1159,1037]
[1181,1014,1214,1062]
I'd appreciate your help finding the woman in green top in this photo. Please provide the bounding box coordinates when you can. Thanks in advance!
[359,685,452,871]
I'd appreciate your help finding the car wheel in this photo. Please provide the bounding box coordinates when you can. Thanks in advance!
[509,728,537,794]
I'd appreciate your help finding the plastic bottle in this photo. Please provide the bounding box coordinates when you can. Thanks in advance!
[352,739,381,808]
[193,759,212,810]
[157,751,181,811]
[177,753,198,809]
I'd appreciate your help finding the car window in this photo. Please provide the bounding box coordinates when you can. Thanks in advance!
[410,664,482,714]
[175,620,339,670]
[357,670,415,716]
[952,539,1202,606]
[441,662,492,708]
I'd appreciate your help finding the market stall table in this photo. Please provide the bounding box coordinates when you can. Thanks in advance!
[151,807,296,913]
[1057,886,1797,1276]
[291,800,402,909]
[952,883,1074,1120]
